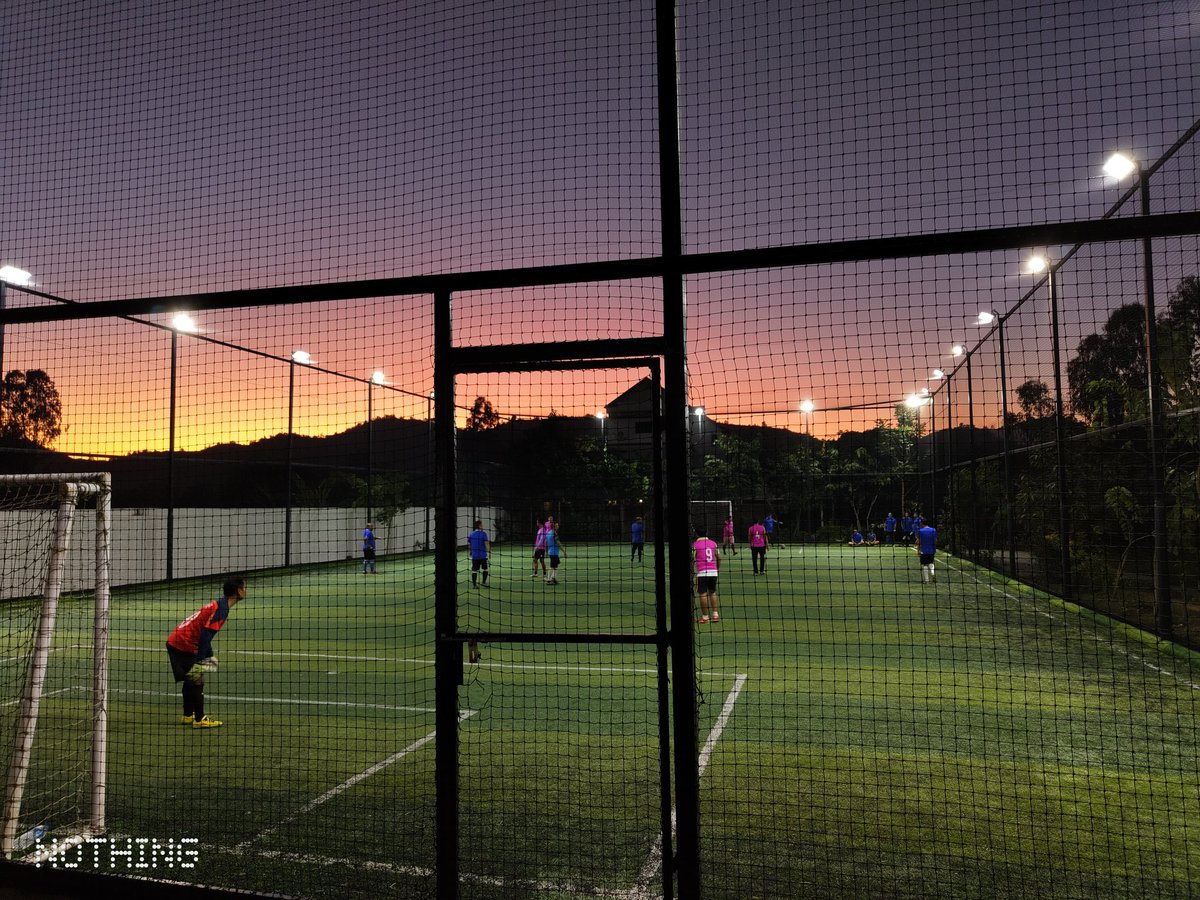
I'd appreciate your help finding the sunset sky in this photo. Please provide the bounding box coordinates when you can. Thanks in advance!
[3,0,1197,455]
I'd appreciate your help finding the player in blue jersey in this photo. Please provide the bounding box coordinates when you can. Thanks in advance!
[901,515,914,544]
[848,529,864,547]
[362,522,377,574]
[468,520,490,588]
[917,521,938,583]
[763,513,783,548]
[631,516,645,563]
[884,513,896,545]
[544,520,565,585]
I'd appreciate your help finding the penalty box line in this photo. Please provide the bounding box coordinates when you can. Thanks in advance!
[945,560,1200,692]
[234,709,477,853]
[626,672,748,900]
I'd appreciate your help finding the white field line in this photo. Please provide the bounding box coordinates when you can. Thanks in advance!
[108,644,747,678]
[110,688,441,714]
[0,686,71,708]
[235,709,476,852]
[626,673,748,900]
[946,560,1200,692]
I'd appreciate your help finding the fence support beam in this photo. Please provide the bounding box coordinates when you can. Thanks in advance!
[1048,267,1073,600]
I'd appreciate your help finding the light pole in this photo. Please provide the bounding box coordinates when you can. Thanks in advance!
[800,400,815,536]
[1027,255,1073,600]
[929,372,943,517]
[167,312,198,581]
[368,370,386,524]
[286,350,312,567]
[1104,152,1172,637]
[978,311,1016,576]
[0,266,33,378]
[905,393,929,527]
[596,408,608,453]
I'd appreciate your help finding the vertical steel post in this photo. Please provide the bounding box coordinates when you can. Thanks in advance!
[285,358,295,567]
[167,330,177,581]
[426,390,433,552]
[1048,267,1073,600]
[433,290,460,899]
[929,389,938,521]
[997,317,1016,577]
[967,353,978,562]
[946,376,957,556]
[657,0,701,894]
[1138,166,1173,638]
[366,380,374,524]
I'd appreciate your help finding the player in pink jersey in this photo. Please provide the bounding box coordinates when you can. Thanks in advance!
[748,519,768,575]
[721,517,737,555]
[531,517,551,578]
[693,528,721,623]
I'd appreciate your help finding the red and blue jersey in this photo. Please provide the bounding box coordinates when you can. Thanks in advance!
[167,599,229,657]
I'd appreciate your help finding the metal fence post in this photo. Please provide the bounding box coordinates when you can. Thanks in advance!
[1047,267,1073,600]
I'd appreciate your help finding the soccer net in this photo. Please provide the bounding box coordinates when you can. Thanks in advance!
[0,474,111,859]
[688,500,733,540]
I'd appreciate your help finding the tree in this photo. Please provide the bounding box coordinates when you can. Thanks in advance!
[1067,304,1148,425]
[466,396,501,432]
[0,369,63,448]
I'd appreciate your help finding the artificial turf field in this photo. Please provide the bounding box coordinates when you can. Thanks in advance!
[6,542,1200,898]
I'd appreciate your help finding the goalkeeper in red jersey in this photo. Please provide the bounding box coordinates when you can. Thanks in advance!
[166,576,246,729]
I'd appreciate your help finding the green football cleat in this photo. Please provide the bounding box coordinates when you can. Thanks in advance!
[180,714,194,725]
[193,715,223,729]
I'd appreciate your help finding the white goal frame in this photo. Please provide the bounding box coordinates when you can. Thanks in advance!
[0,473,111,858]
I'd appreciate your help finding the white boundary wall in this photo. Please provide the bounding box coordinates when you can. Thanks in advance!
[1,506,500,596]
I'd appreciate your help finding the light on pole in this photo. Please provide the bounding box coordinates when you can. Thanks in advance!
[367,370,386,524]
[978,310,1016,576]
[0,266,33,378]
[596,408,608,452]
[1026,255,1073,600]
[166,312,199,580]
[800,400,815,535]
[286,350,312,567]
[1104,151,1172,637]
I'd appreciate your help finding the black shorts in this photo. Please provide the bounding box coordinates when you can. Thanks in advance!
[471,558,489,571]
[696,575,718,594]
[549,554,560,569]
[533,548,546,560]
[167,643,197,683]
[919,552,935,565]
[363,547,376,560]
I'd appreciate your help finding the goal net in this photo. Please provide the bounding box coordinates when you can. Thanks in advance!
[689,500,733,541]
[0,474,110,858]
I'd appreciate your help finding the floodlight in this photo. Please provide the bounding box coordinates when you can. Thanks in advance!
[931,369,945,380]
[799,400,816,414]
[1103,152,1136,180]
[695,406,705,418]
[1026,255,1048,274]
[977,311,997,326]
[0,265,33,286]
[170,312,198,333]
[291,350,312,365]
[905,394,924,409]
[595,409,606,419]
[951,345,965,357]
[921,387,930,396]
[371,370,386,384]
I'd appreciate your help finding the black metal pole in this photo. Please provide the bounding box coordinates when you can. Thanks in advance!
[426,390,433,552]
[947,376,957,556]
[657,0,701,893]
[0,280,6,378]
[929,390,937,521]
[167,330,177,581]
[433,290,460,900]
[285,358,295,567]
[967,353,978,562]
[367,380,374,523]
[1048,267,1073,600]
[997,317,1016,577]
[1138,165,1173,637]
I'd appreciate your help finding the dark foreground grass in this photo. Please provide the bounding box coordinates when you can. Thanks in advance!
[3,543,1198,897]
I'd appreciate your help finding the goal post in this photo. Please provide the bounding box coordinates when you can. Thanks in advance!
[688,500,733,539]
[0,473,111,858]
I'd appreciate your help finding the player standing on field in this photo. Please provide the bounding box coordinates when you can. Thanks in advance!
[884,513,896,545]
[748,519,768,575]
[722,517,737,555]
[468,520,490,588]
[631,516,645,563]
[532,517,549,578]
[917,521,938,583]
[166,576,246,729]
[763,513,783,548]
[544,519,565,585]
[693,528,720,623]
[362,522,377,574]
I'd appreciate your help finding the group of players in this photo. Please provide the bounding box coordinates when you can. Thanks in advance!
[847,512,926,548]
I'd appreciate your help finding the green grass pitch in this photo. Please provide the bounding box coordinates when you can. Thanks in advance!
[4,543,1199,898]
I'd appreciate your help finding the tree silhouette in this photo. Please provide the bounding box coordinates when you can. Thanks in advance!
[0,369,63,447]
[466,396,501,432]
